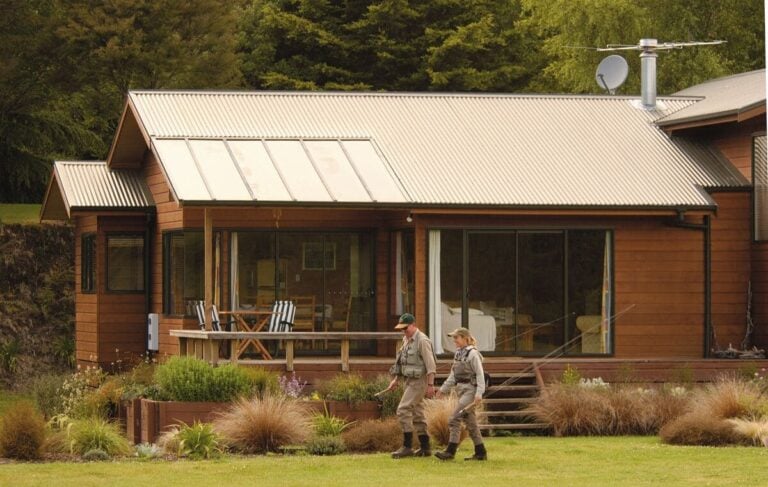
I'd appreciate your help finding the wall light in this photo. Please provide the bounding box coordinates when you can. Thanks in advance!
[406,212,413,223]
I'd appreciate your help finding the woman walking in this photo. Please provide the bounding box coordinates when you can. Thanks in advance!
[435,327,488,461]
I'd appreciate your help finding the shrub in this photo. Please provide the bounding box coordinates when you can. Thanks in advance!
[213,394,311,454]
[318,373,376,405]
[278,372,307,398]
[696,377,767,420]
[30,373,66,418]
[154,357,251,402]
[660,410,746,446]
[243,367,280,398]
[528,384,611,436]
[653,388,692,428]
[305,435,346,455]
[560,364,582,385]
[0,401,46,460]
[606,387,656,435]
[68,417,131,456]
[341,417,401,453]
[135,442,162,460]
[60,366,107,418]
[728,418,768,446]
[0,338,20,374]
[82,448,110,461]
[313,411,353,437]
[424,395,471,446]
[369,374,403,417]
[177,422,221,459]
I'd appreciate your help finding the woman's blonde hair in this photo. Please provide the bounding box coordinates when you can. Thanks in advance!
[448,327,477,346]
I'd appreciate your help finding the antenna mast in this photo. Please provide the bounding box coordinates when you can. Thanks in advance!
[597,39,726,109]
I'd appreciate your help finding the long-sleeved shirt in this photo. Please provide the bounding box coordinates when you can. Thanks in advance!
[439,346,485,397]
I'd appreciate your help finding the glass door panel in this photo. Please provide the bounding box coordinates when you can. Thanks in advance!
[467,232,516,353]
[518,232,564,354]
[567,231,610,354]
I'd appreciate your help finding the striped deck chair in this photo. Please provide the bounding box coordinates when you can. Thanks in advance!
[268,300,296,332]
[195,301,223,331]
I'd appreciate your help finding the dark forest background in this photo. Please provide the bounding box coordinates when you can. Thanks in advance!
[0,0,765,203]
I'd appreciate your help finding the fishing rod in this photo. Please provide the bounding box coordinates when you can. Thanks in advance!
[457,304,637,413]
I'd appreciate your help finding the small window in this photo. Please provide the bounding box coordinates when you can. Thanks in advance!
[81,234,96,293]
[754,135,768,241]
[106,235,145,292]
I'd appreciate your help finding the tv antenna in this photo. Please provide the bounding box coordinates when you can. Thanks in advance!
[595,39,726,108]
[595,55,629,94]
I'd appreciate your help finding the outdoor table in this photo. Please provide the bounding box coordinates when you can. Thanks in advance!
[218,310,275,360]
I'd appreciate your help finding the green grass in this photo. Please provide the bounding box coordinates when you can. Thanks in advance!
[0,204,41,224]
[0,436,766,486]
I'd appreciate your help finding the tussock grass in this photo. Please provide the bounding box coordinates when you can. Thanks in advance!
[213,394,311,454]
[341,417,401,453]
[424,395,472,446]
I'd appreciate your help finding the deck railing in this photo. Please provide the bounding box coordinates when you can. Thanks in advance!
[170,330,402,372]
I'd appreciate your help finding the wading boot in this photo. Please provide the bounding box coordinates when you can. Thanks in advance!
[391,432,414,458]
[413,434,432,457]
[464,443,487,461]
[434,442,458,461]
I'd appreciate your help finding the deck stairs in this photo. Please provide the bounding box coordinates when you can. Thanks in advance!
[435,368,550,433]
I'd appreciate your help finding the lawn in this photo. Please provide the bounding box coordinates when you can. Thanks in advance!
[1,436,765,487]
[0,204,41,224]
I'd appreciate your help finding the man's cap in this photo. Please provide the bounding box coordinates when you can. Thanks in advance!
[394,313,415,329]
[447,327,471,338]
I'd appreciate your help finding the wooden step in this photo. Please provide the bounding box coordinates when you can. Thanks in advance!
[483,397,537,404]
[486,385,539,392]
[478,423,550,430]
[479,410,534,418]
[436,372,536,381]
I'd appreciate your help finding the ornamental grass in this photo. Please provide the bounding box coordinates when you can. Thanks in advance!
[424,394,471,446]
[213,394,311,454]
[0,401,47,460]
[341,417,401,453]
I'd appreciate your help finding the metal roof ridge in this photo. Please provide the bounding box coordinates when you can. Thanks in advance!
[128,89,701,102]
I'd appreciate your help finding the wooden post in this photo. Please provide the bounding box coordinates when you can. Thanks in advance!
[178,337,187,356]
[204,208,213,331]
[341,339,350,372]
[231,338,239,365]
[286,340,295,372]
[208,340,218,366]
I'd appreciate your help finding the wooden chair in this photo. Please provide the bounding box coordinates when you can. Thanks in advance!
[289,296,316,332]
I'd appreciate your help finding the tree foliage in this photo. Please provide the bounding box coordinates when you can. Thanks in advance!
[0,0,764,202]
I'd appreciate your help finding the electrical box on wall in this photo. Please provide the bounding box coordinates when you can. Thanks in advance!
[147,313,159,351]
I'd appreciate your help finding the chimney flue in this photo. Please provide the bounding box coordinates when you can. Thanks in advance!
[640,38,658,109]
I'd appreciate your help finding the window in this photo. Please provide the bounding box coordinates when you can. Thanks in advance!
[106,235,145,292]
[428,229,612,356]
[81,234,96,293]
[164,232,204,315]
[753,135,768,241]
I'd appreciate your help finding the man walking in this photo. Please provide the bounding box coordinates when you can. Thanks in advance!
[386,313,437,458]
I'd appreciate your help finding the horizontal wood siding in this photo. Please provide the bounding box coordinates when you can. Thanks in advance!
[75,215,98,363]
[96,216,148,365]
[710,192,751,352]
[596,219,704,358]
[711,118,764,182]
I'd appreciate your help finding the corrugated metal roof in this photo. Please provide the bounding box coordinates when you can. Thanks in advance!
[657,70,766,127]
[129,91,749,208]
[54,161,154,211]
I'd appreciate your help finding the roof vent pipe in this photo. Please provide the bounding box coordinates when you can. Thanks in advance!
[640,38,658,109]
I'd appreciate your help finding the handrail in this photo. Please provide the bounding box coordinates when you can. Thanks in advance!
[170,330,402,372]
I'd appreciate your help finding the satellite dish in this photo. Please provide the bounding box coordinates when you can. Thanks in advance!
[595,55,629,94]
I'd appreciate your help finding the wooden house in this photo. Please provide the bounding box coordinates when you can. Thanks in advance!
[40,70,768,381]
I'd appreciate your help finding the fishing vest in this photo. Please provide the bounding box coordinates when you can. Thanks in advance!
[397,331,432,378]
[452,346,478,384]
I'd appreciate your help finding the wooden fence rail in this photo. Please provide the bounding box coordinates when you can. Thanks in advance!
[170,330,403,372]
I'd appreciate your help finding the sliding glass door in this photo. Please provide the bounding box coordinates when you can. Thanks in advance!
[231,231,375,354]
[429,228,612,356]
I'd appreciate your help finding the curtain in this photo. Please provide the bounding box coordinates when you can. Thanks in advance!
[428,230,443,353]
[395,232,403,314]
[230,232,238,310]
[600,233,611,353]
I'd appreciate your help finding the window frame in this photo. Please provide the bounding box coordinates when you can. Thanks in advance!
[81,233,96,294]
[105,233,146,294]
